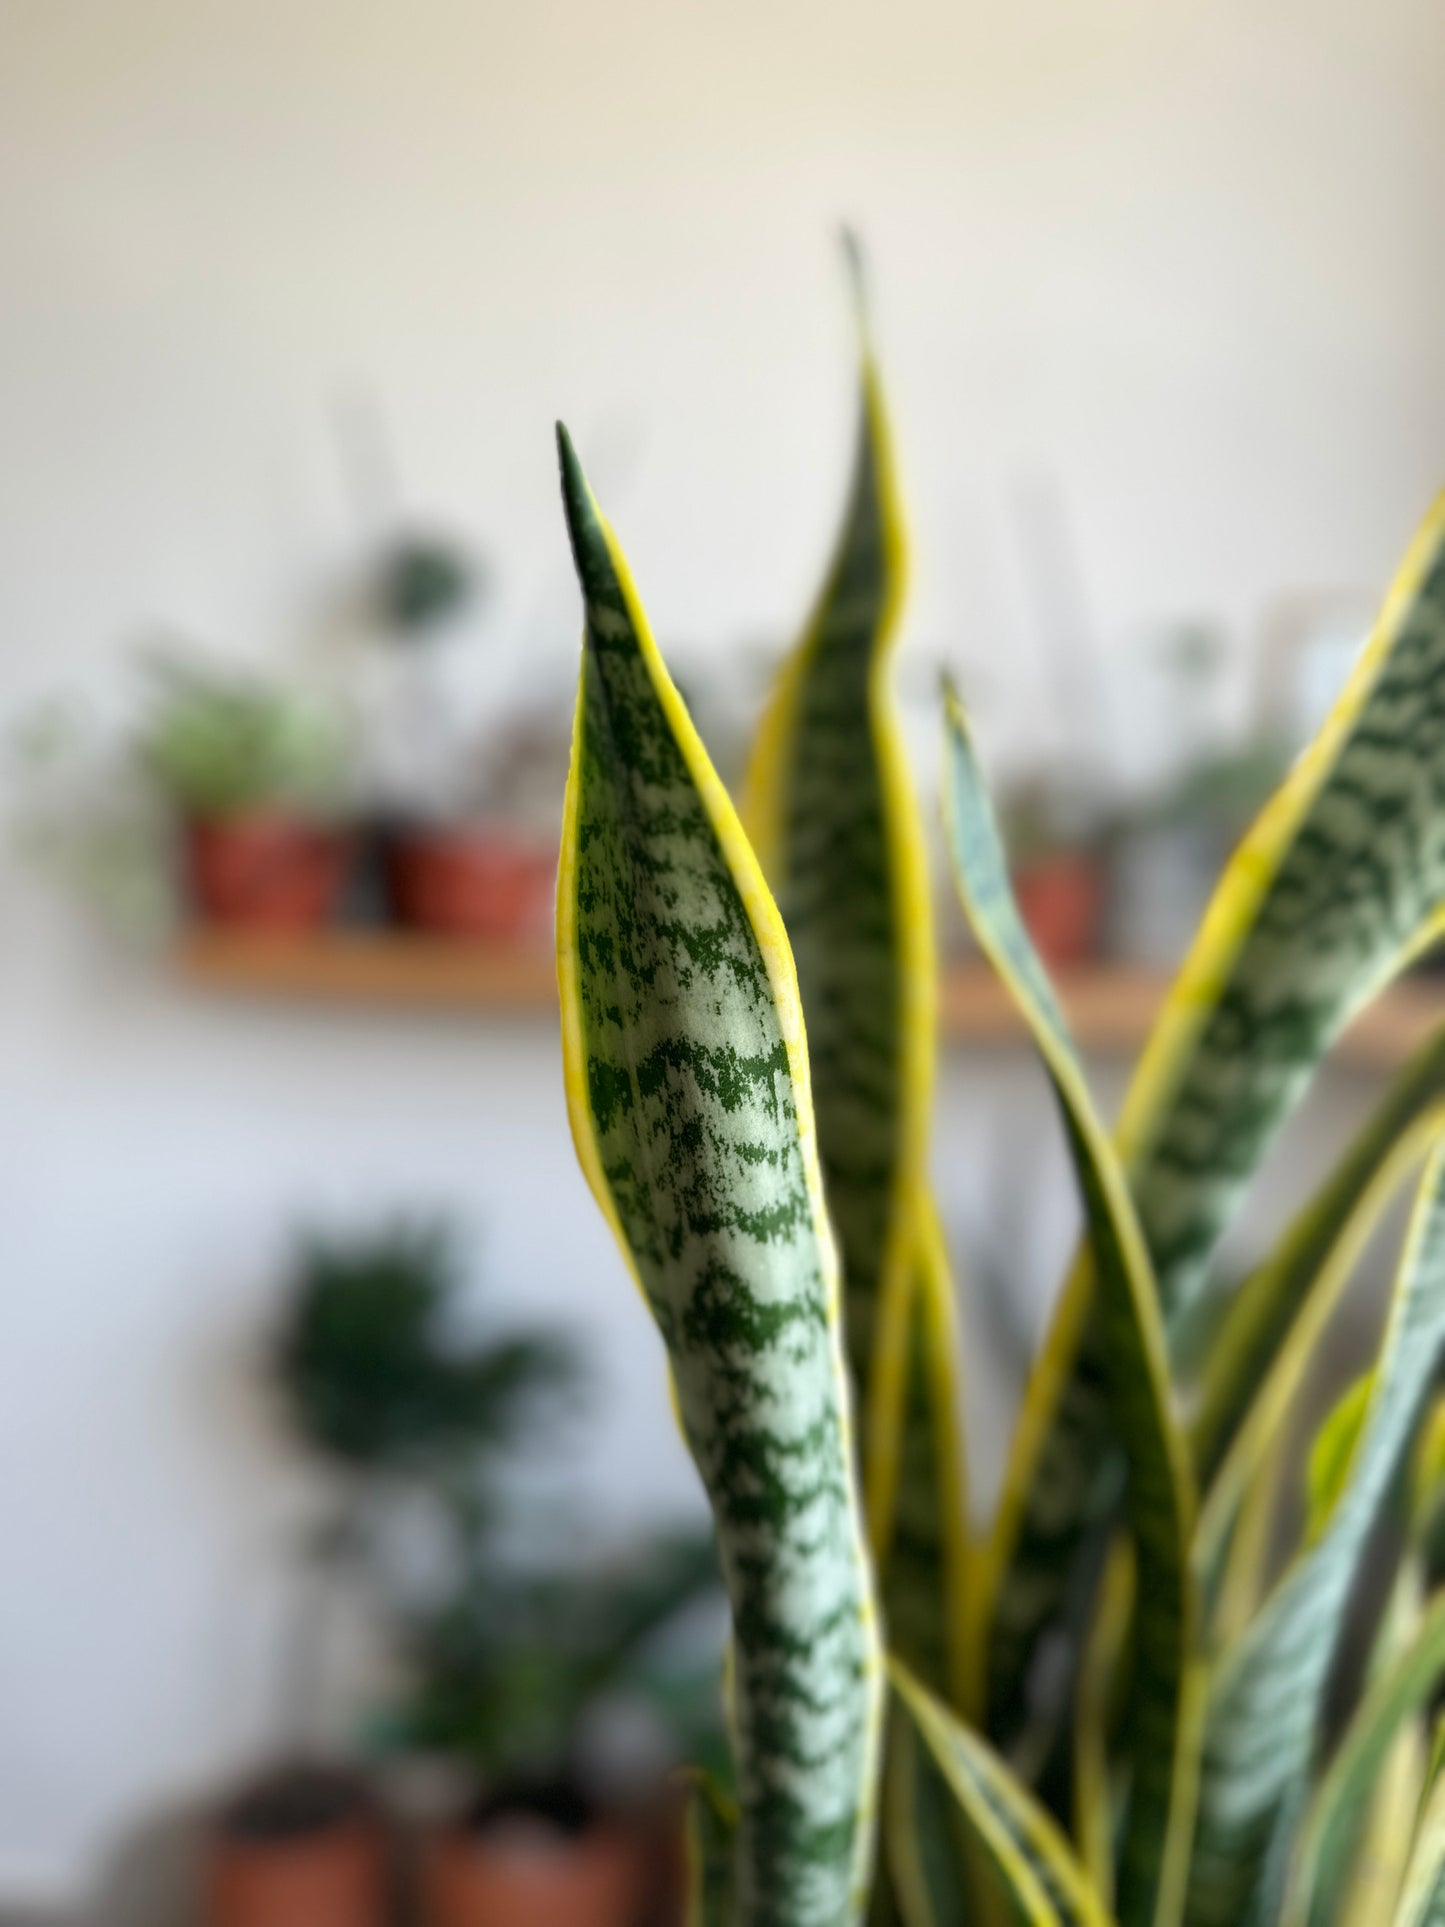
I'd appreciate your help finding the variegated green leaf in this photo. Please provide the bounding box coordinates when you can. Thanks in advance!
[1302,1372,1373,1549]
[880,1701,971,1927]
[1282,1588,1445,1927]
[882,1186,972,1710]
[742,245,947,1554]
[983,500,1445,1740]
[1395,1725,1445,1927]
[1191,1022,1445,1487]
[1073,1543,1134,1912]
[685,1771,741,1927]
[1193,1106,1441,1598]
[891,1659,1117,1927]
[1128,497,1445,1322]
[1185,1140,1445,1927]
[943,691,1198,1927]
[556,425,883,1926]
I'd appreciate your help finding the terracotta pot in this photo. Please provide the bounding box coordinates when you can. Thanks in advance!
[386,827,555,944]
[423,1815,645,1927]
[205,1775,386,1927]
[1012,851,1106,969]
[184,814,352,931]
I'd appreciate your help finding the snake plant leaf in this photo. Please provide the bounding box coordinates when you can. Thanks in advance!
[983,501,1445,1740]
[1191,1022,1445,1488]
[685,1771,741,1927]
[742,244,948,1555]
[1193,1105,1442,1595]
[881,1702,971,1927]
[882,1185,972,1709]
[1281,1589,1445,1927]
[1184,1140,1445,1927]
[892,1660,1117,1927]
[1394,1730,1445,1927]
[1128,494,1445,1322]
[1329,1565,1432,1927]
[1325,1409,1445,1927]
[943,691,1198,1927]
[1201,1427,1287,1650]
[556,425,883,1926]
[1074,1544,1135,1912]
[1302,1373,1374,1548]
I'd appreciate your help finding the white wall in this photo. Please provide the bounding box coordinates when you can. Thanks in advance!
[0,0,1441,1904]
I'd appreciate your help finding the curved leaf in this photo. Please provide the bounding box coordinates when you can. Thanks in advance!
[883,1185,972,1710]
[1185,1140,1445,1927]
[685,1770,741,1927]
[1193,1109,1441,1593]
[742,245,947,1555]
[1074,1543,1135,1912]
[983,500,1445,1737]
[556,426,883,1925]
[1191,1022,1445,1486]
[1394,1729,1445,1927]
[1283,1588,1445,1927]
[943,691,1198,1927]
[892,1659,1117,1927]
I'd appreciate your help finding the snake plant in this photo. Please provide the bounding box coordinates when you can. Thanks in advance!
[553,257,1445,1927]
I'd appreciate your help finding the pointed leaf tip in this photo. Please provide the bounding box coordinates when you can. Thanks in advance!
[839,226,871,338]
[554,421,594,571]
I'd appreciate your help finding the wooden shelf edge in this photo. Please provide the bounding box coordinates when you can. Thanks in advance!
[175,931,1441,1070]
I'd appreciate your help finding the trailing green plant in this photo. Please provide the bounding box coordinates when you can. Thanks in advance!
[138,654,351,818]
[553,253,1445,1927]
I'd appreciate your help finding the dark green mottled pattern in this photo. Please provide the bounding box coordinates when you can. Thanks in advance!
[558,430,881,1927]
[1184,1146,1445,1927]
[1138,546,1445,1325]
[988,524,1445,1787]
[945,700,1193,1927]
[769,391,902,1409]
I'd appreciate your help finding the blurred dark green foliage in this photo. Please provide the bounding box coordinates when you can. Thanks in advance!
[278,1219,575,1475]
[404,1528,727,1789]
[376,535,477,636]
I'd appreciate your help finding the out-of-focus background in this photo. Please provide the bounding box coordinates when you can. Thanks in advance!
[0,1,1442,1919]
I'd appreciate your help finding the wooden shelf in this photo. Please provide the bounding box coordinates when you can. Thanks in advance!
[175,930,1442,1071]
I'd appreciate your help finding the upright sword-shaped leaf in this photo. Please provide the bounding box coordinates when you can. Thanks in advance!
[556,426,883,1925]
[982,496,1445,1758]
[1184,1140,1445,1927]
[891,1660,1117,1927]
[943,691,1199,1927]
[1191,1022,1445,1488]
[743,246,959,1591]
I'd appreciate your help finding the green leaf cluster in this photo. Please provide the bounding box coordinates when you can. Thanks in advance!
[555,254,1445,1927]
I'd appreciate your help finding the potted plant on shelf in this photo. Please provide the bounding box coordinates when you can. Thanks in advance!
[205,1219,574,1927]
[138,657,354,932]
[408,1531,724,1927]
[998,775,1109,968]
[355,524,557,945]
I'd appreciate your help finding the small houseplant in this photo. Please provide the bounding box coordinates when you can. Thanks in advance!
[206,1220,573,1927]
[552,254,1445,1926]
[139,656,353,930]
[409,1532,723,1927]
[359,525,555,945]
